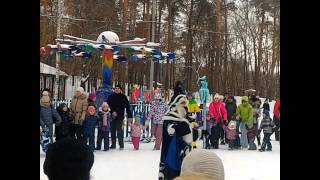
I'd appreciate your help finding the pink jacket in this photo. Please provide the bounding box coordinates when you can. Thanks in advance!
[222,125,237,140]
[209,100,228,123]
[131,124,143,137]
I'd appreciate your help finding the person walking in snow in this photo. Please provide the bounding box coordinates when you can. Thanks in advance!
[107,85,133,150]
[131,114,144,150]
[208,94,228,149]
[258,110,276,152]
[236,96,253,149]
[147,96,169,150]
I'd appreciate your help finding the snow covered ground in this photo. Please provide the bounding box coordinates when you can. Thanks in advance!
[40,135,279,180]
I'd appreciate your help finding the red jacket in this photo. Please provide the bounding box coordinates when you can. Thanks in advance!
[208,100,228,123]
[273,99,280,120]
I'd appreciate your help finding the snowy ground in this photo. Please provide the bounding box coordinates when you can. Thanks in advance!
[40,135,279,180]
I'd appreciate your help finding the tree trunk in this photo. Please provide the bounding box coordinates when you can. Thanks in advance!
[256,10,265,95]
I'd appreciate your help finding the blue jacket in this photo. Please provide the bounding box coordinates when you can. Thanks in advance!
[40,104,62,136]
[83,115,98,136]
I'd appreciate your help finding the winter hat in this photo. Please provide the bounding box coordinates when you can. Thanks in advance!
[88,93,96,101]
[41,91,50,104]
[228,120,237,130]
[58,103,68,112]
[76,87,84,94]
[43,137,94,180]
[42,91,49,96]
[88,106,96,114]
[242,96,249,102]
[101,102,109,108]
[180,149,225,180]
[168,94,188,117]
[214,93,220,101]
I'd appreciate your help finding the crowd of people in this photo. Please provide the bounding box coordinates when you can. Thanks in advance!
[40,81,280,180]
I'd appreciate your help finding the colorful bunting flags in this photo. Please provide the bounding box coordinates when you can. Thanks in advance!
[40,43,176,64]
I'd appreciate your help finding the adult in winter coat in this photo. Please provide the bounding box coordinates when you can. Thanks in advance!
[147,96,169,150]
[55,103,72,141]
[70,87,88,140]
[236,96,253,149]
[273,98,280,141]
[107,85,133,149]
[225,96,237,121]
[208,94,228,149]
[159,95,196,180]
[40,91,62,143]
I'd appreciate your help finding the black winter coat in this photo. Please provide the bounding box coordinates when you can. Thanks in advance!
[107,93,132,121]
[55,109,72,139]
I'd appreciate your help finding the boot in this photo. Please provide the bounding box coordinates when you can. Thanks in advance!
[220,140,225,145]
[257,136,261,146]
[248,142,257,150]
[259,141,267,152]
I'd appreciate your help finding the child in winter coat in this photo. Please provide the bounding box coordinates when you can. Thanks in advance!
[246,124,257,150]
[222,120,237,150]
[55,103,72,141]
[96,102,111,151]
[258,110,276,152]
[83,106,99,151]
[131,114,143,150]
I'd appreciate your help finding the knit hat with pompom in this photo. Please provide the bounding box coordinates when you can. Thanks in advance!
[180,149,225,180]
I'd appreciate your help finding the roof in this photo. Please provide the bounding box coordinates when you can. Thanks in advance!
[40,62,68,76]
